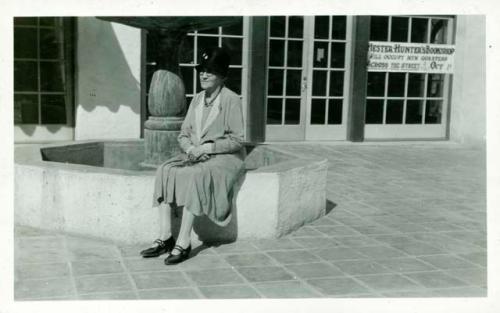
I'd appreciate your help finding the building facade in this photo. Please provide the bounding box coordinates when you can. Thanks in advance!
[13,16,485,144]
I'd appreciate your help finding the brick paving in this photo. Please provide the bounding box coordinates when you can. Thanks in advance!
[14,142,487,299]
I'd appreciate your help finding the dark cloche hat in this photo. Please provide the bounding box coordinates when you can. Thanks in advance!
[195,47,231,77]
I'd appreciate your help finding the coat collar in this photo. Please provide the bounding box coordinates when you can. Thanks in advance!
[194,87,226,141]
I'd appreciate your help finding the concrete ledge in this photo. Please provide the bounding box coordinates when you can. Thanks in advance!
[15,140,327,244]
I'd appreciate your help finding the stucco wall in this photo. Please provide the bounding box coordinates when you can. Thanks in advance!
[75,18,142,140]
[449,15,486,144]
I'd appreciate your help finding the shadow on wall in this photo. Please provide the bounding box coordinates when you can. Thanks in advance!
[18,123,68,137]
[78,18,141,115]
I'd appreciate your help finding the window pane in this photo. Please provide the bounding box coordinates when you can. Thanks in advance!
[14,94,38,124]
[14,61,38,92]
[367,72,386,97]
[14,27,38,59]
[284,98,300,124]
[365,99,384,124]
[40,61,65,92]
[14,17,37,26]
[267,98,283,124]
[185,96,193,110]
[288,16,304,38]
[286,70,301,96]
[40,28,64,59]
[41,95,66,124]
[270,16,286,37]
[411,18,428,43]
[268,69,284,95]
[287,40,303,67]
[180,66,194,95]
[430,19,448,44]
[386,100,404,124]
[330,42,345,68]
[370,16,389,41]
[407,73,425,97]
[146,65,156,92]
[39,17,56,26]
[269,40,285,66]
[314,16,329,39]
[425,100,442,124]
[331,16,346,40]
[222,37,242,65]
[195,72,202,93]
[198,26,218,34]
[390,17,409,42]
[427,74,444,97]
[179,36,194,64]
[405,100,423,124]
[328,99,343,124]
[146,33,157,63]
[387,72,405,97]
[313,41,329,68]
[222,18,242,35]
[329,71,344,96]
[197,36,219,54]
[226,68,242,94]
[312,70,327,96]
[310,99,326,124]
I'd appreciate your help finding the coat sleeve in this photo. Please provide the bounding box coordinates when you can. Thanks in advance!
[177,97,196,153]
[212,96,244,154]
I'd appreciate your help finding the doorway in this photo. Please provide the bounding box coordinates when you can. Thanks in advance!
[265,16,353,141]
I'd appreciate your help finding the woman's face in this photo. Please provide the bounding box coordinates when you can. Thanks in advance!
[199,71,224,91]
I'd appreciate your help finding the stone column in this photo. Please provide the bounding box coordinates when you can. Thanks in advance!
[142,30,187,167]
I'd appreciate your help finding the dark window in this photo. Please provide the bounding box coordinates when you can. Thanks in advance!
[365,100,384,124]
[311,99,326,124]
[386,100,404,124]
[13,17,73,125]
[284,98,301,124]
[331,16,347,40]
[288,16,304,38]
[390,17,409,42]
[328,99,343,124]
[314,16,330,39]
[370,16,389,41]
[267,98,282,124]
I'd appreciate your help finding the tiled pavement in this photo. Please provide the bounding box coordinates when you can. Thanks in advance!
[14,142,487,299]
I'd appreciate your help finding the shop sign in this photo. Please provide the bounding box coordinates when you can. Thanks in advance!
[367,41,455,73]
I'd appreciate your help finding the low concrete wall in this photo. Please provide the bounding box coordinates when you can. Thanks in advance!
[14,141,327,244]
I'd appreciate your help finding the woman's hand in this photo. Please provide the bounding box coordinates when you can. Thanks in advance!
[188,144,212,162]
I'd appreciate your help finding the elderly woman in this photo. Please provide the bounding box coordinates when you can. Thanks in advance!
[140,47,245,265]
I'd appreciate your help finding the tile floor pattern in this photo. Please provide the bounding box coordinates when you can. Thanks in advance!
[14,143,487,299]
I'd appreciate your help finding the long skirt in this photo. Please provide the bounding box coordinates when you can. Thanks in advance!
[153,153,245,226]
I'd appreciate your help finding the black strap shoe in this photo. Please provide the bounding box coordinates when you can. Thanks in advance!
[164,245,191,265]
[140,237,175,258]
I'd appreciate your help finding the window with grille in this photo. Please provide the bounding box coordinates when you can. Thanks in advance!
[145,17,245,112]
[14,17,73,125]
[366,16,453,126]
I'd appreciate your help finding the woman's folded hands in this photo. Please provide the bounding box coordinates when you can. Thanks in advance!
[187,143,214,162]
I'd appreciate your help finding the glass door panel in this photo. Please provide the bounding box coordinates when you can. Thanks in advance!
[265,15,351,141]
[305,16,352,140]
[265,16,307,141]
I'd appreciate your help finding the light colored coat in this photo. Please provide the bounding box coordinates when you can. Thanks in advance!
[153,86,245,226]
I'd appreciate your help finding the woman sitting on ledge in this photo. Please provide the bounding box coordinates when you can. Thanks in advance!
[140,47,245,265]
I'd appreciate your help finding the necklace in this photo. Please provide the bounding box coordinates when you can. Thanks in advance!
[204,88,221,106]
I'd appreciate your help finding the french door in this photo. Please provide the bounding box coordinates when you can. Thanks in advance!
[265,16,353,141]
